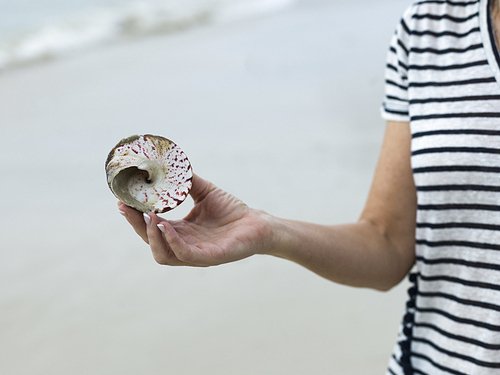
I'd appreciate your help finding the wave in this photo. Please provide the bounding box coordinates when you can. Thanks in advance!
[0,0,296,71]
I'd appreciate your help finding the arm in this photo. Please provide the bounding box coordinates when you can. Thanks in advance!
[118,120,416,291]
[269,121,416,290]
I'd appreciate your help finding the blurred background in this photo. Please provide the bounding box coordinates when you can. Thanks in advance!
[0,0,412,373]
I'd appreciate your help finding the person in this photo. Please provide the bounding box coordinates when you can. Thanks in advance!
[117,0,500,373]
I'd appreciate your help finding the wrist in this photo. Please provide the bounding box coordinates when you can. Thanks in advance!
[257,211,296,259]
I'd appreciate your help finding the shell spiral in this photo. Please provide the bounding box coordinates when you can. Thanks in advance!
[105,134,193,213]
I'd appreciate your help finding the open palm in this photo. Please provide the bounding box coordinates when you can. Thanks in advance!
[119,174,274,266]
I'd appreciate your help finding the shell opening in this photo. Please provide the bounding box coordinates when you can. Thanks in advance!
[111,166,159,212]
[137,161,158,185]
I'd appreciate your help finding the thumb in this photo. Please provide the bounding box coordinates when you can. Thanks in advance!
[188,173,217,203]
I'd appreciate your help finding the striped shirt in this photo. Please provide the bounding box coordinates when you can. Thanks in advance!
[381,0,500,374]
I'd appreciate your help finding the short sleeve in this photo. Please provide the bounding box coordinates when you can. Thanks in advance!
[381,6,413,122]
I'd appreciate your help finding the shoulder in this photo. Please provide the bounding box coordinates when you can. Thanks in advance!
[393,0,481,51]
[399,0,481,30]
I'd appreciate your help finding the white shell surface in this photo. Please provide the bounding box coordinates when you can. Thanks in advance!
[105,134,192,213]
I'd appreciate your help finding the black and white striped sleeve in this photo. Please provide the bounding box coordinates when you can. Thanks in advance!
[381,6,413,122]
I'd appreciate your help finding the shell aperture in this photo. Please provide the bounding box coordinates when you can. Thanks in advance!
[105,134,193,213]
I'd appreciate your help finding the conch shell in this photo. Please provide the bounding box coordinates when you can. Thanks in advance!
[105,134,193,213]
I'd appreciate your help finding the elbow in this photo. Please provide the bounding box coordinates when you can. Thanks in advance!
[374,248,415,292]
[374,273,408,292]
[373,280,398,292]
[358,217,416,292]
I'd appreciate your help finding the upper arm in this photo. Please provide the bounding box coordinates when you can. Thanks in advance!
[360,120,417,277]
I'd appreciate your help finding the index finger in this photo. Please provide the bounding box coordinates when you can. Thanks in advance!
[117,201,149,244]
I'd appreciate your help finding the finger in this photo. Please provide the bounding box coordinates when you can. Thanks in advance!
[156,221,194,263]
[144,212,185,266]
[117,201,149,244]
[157,221,216,267]
[189,173,216,202]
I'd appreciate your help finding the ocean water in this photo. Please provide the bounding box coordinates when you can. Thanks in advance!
[0,0,297,70]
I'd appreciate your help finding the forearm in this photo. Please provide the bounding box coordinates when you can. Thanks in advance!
[254,122,416,290]
[266,217,415,291]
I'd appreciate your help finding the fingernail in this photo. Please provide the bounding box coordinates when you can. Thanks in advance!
[118,209,127,217]
[143,213,151,226]
[157,223,166,234]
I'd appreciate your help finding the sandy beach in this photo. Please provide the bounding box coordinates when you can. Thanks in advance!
[1,0,412,373]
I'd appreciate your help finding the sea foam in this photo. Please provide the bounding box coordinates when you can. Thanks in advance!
[0,0,296,71]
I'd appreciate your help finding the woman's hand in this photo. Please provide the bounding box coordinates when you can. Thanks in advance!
[117,121,416,289]
[118,174,275,266]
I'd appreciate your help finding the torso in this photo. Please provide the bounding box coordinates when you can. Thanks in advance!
[383,0,500,373]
